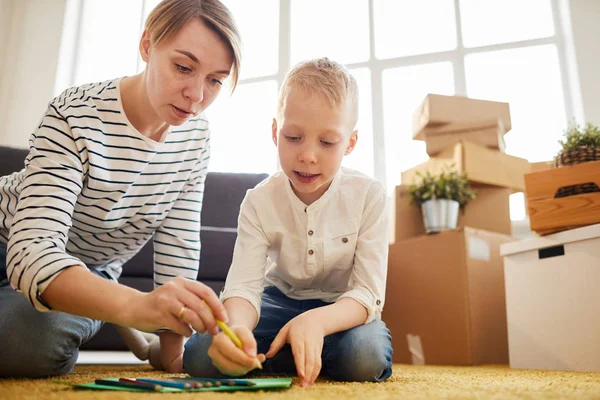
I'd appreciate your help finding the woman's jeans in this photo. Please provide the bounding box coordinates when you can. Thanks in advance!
[184,286,393,382]
[0,243,106,378]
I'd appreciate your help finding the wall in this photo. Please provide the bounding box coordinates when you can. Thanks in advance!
[0,0,67,148]
[566,0,600,125]
[0,0,15,85]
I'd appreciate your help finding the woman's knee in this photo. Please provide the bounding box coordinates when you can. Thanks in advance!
[326,319,393,382]
[183,332,221,377]
[0,299,99,377]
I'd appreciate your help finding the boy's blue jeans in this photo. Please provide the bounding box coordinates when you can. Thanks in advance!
[0,243,105,378]
[183,286,393,382]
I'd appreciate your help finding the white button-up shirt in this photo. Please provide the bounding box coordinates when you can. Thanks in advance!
[220,167,389,324]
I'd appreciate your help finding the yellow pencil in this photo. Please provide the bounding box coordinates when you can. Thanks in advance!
[202,301,262,370]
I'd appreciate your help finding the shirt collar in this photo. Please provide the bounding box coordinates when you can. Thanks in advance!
[284,168,343,212]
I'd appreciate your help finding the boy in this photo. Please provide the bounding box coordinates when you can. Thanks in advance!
[184,58,392,386]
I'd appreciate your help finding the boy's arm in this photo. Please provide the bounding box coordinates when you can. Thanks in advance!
[205,196,268,375]
[223,297,258,329]
[301,297,367,334]
[220,195,269,326]
[335,182,389,326]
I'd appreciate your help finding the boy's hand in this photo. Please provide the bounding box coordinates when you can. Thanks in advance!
[208,326,266,376]
[266,311,325,387]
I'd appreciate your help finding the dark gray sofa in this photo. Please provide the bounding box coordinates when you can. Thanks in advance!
[0,146,267,350]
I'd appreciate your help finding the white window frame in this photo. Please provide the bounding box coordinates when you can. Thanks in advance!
[241,0,579,187]
[61,0,580,188]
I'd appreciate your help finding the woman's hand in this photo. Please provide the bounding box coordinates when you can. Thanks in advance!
[122,276,228,337]
[266,311,325,387]
[208,326,266,376]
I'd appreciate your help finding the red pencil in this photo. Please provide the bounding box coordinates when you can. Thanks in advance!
[118,378,163,391]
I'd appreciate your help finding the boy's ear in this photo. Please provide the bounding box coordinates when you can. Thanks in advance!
[344,130,358,155]
[271,118,278,146]
[139,30,151,63]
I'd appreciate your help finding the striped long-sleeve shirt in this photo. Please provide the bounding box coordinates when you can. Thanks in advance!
[0,77,210,311]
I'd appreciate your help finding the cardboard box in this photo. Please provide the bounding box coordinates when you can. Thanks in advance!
[401,141,531,192]
[390,185,511,244]
[383,227,513,365]
[524,160,600,235]
[529,161,553,172]
[412,94,511,140]
[424,121,506,156]
[500,223,600,372]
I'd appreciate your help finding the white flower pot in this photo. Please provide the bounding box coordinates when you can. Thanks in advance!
[421,199,460,234]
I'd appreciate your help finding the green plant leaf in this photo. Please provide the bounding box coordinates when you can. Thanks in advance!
[407,164,477,209]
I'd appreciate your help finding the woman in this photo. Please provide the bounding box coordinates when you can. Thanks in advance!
[0,0,241,377]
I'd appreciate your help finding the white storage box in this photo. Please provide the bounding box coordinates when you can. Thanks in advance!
[500,223,600,372]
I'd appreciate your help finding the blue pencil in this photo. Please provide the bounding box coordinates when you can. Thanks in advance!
[135,378,192,389]
[170,376,256,386]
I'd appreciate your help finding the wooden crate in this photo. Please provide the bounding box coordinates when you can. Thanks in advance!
[525,160,600,235]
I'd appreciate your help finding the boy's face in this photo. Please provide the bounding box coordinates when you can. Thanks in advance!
[140,18,233,126]
[272,86,358,205]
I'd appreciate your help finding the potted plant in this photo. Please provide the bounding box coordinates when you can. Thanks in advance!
[553,121,600,197]
[408,165,477,234]
[553,121,600,167]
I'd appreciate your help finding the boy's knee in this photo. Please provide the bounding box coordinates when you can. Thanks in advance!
[183,332,221,377]
[327,319,393,382]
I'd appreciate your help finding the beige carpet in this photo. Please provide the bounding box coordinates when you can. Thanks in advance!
[2,364,600,400]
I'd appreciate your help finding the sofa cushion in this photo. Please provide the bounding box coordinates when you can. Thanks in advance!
[0,147,28,176]
[122,172,267,279]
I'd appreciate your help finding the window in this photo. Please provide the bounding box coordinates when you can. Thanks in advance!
[63,0,577,221]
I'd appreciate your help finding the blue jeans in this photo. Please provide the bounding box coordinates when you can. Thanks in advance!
[0,243,107,378]
[183,286,393,382]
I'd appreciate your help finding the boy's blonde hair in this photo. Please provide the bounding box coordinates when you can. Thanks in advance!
[145,0,242,91]
[277,58,359,129]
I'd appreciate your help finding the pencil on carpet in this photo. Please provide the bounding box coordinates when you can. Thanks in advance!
[93,379,162,391]
[118,378,163,391]
[135,378,192,389]
[170,376,256,386]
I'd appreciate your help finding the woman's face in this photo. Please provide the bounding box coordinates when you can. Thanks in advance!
[140,18,233,126]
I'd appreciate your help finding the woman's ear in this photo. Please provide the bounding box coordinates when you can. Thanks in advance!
[271,118,278,146]
[344,130,358,155]
[139,30,151,63]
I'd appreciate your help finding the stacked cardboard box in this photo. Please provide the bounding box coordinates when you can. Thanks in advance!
[405,94,530,192]
[383,94,531,366]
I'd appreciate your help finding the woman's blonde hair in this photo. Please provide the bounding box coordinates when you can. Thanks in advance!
[145,0,242,90]
[277,58,359,128]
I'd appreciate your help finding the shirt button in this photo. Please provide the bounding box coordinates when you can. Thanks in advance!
[342,237,348,243]
[308,249,314,255]
[376,299,381,306]
[308,230,314,236]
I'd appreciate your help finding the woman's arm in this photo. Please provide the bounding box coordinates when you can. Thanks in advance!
[42,266,227,336]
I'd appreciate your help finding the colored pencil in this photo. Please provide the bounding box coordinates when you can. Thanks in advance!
[135,378,192,389]
[94,379,162,391]
[170,376,256,386]
[118,378,163,390]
